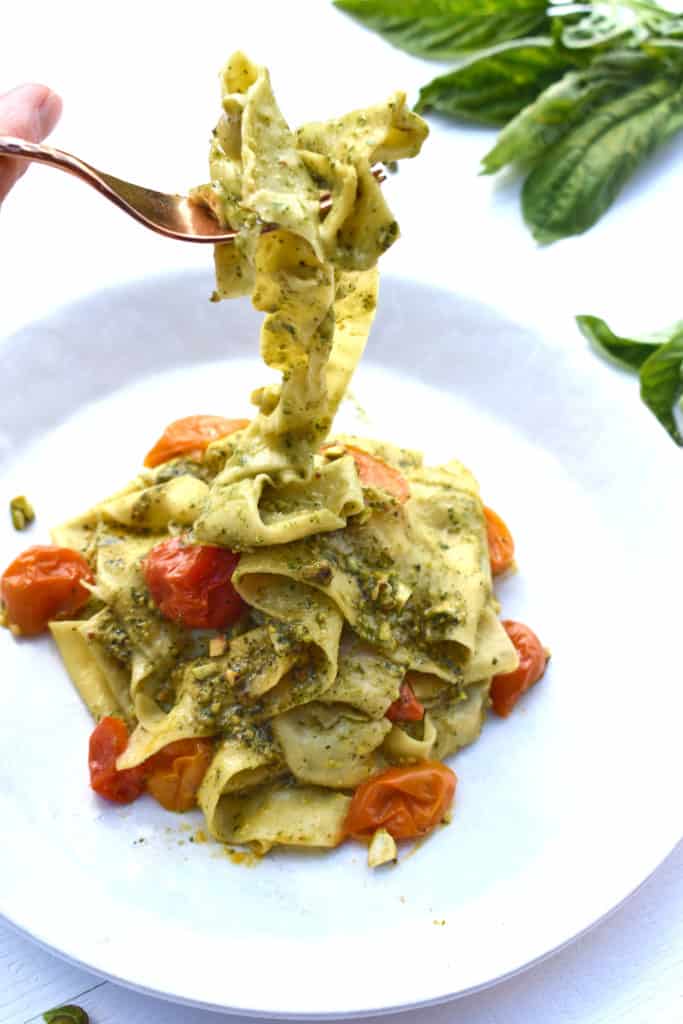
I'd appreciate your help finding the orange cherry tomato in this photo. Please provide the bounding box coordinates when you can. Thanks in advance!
[88,716,147,804]
[143,536,244,630]
[145,738,214,812]
[325,444,410,504]
[143,415,249,468]
[491,620,547,718]
[1,545,94,636]
[484,506,515,576]
[386,680,424,722]
[344,761,456,841]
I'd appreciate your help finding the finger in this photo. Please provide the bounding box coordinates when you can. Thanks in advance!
[0,84,63,201]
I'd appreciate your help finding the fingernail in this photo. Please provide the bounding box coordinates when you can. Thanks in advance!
[37,91,62,139]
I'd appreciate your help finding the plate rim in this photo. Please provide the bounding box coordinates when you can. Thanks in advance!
[2,836,682,1019]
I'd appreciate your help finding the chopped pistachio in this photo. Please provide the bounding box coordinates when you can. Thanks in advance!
[368,827,397,868]
[43,1007,89,1024]
[9,495,35,531]
[301,560,333,586]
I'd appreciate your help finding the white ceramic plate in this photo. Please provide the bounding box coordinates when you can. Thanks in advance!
[1,273,681,1019]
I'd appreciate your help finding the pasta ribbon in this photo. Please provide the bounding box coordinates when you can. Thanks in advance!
[46,56,528,860]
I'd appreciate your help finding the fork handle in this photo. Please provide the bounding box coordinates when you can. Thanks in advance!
[0,135,220,242]
[0,136,102,186]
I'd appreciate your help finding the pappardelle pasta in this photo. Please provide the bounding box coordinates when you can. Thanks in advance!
[1,54,547,867]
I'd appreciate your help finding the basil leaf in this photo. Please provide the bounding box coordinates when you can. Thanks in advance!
[481,54,660,173]
[43,1006,89,1024]
[640,333,683,444]
[333,0,549,58]
[576,314,683,444]
[575,314,660,369]
[558,5,641,50]
[416,38,573,126]
[522,73,683,242]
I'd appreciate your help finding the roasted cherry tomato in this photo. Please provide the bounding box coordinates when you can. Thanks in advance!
[145,738,214,812]
[491,620,547,718]
[484,505,515,576]
[1,545,94,636]
[143,536,244,630]
[143,415,249,468]
[344,761,456,841]
[386,680,424,722]
[325,444,410,504]
[88,716,147,804]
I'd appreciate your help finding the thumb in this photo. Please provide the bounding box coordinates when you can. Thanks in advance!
[0,84,63,201]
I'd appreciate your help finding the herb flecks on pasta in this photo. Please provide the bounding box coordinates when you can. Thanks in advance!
[0,55,548,866]
[190,52,428,548]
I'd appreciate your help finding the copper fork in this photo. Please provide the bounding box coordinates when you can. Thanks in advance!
[0,136,385,243]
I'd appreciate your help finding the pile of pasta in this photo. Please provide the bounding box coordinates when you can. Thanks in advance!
[12,54,524,861]
[51,431,518,855]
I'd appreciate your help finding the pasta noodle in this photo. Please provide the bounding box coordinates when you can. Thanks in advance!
[1,53,536,866]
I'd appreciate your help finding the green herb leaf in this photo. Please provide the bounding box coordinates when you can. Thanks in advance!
[416,38,573,126]
[576,314,683,444]
[481,52,662,173]
[640,332,683,444]
[334,0,549,59]
[558,5,641,50]
[576,314,659,369]
[339,0,683,239]
[43,1006,89,1024]
[522,72,683,242]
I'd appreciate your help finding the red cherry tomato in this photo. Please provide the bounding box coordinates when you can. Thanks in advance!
[491,620,547,717]
[1,545,94,636]
[484,506,515,576]
[145,738,214,812]
[144,415,249,468]
[324,444,410,503]
[344,761,456,841]
[143,536,244,630]
[386,680,424,722]
[88,716,147,804]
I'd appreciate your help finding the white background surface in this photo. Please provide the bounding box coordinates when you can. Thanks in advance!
[1,1,681,1021]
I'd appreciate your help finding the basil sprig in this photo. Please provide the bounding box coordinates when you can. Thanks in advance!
[335,0,683,243]
[577,314,683,444]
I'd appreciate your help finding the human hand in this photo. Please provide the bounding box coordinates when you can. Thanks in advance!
[0,84,62,202]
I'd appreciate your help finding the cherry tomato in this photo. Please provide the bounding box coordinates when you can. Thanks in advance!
[143,536,244,630]
[491,620,547,718]
[145,738,214,812]
[344,761,456,841]
[484,506,515,576]
[386,680,424,722]
[143,415,249,468]
[88,716,147,804]
[1,545,94,636]
[325,444,410,503]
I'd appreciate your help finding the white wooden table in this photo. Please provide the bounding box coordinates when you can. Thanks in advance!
[2,2,682,1020]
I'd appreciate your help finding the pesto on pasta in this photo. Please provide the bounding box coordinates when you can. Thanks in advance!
[1,54,547,868]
